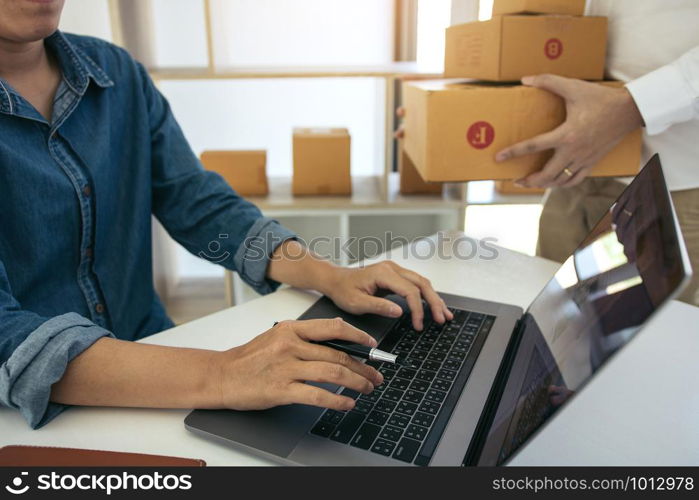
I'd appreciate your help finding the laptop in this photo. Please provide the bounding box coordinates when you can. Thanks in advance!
[185,155,692,466]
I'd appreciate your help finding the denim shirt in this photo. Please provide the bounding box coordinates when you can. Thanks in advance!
[0,32,295,428]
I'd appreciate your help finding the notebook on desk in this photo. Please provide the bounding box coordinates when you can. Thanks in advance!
[0,445,206,467]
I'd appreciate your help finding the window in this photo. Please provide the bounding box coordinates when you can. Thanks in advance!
[479,0,494,20]
[416,0,452,72]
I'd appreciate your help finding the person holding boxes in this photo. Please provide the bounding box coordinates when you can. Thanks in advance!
[397,0,697,304]
[398,1,643,186]
[494,0,699,306]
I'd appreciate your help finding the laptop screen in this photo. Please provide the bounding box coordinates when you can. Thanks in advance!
[474,155,690,466]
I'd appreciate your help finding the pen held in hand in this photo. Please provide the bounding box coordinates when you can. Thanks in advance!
[315,339,402,365]
[272,322,402,365]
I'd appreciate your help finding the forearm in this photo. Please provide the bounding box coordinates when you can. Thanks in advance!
[626,46,699,135]
[50,337,222,409]
[51,320,383,416]
[266,239,342,296]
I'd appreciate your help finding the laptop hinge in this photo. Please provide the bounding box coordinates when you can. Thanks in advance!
[462,316,527,466]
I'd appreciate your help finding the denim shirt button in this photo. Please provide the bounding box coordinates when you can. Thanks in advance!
[82,185,91,197]
[94,303,105,314]
[85,247,93,258]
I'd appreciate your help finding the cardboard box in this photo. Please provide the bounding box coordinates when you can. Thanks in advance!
[494,180,546,195]
[492,0,586,16]
[293,128,351,196]
[444,16,607,81]
[402,80,643,183]
[200,150,268,196]
[399,146,443,195]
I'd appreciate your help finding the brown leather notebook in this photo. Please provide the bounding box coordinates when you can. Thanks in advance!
[0,445,206,467]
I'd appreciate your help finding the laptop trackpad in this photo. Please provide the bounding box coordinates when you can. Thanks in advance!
[297,294,404,343]
[185,383,335,459]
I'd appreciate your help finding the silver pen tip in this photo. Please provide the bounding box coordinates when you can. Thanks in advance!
[369,348,398,364]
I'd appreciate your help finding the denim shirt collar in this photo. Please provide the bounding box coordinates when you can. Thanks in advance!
[0,31,114,115]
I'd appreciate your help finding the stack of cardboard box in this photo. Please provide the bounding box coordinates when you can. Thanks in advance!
[445,0,604,82]
[402,0,642,190]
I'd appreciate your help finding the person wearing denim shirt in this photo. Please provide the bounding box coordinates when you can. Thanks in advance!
[0,0,451,429]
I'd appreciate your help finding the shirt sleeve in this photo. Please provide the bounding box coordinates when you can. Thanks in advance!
[625,46,699,135]
[0,260,113,429]
[137,63,296,295]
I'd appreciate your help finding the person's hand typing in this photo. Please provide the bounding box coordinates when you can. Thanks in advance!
[323,261,452,331]
[267,239,451,336]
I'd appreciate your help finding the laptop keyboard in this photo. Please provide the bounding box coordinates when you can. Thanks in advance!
[310,307,495,465]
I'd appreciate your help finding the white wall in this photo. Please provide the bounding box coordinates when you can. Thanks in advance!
[58,0,113,41]
[160,77,386,178]
[209,0,395,67]
[152,0,209,68]
[478,0,494,20]
[416,0,452,72]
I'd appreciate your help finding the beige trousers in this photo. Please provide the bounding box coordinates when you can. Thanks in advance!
[537,178,699,306]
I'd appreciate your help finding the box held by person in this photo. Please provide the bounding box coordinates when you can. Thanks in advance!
[492,0,586,16]
[444,15,607,81]
[402,80,642,183]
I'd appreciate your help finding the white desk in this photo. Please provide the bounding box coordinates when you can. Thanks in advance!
[1,232,698,466]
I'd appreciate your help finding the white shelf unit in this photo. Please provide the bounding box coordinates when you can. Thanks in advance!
[466,181,545,206]
[101,0,545,308]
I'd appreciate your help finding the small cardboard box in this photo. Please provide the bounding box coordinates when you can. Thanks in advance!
[293,128,351,196]
[492,0,586,16]
[444,16,607,81]
[399,146,443,195]
[200,150,268,196]
[495,180,546,195]
[402,80,642,183]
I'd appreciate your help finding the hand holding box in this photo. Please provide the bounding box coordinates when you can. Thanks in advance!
[402,80,642,183]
